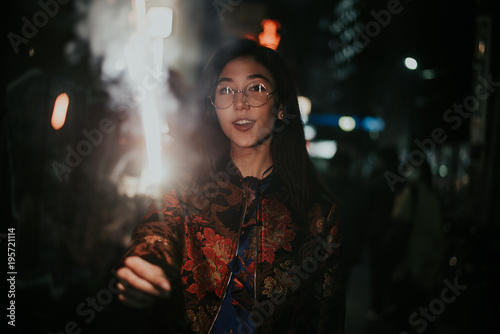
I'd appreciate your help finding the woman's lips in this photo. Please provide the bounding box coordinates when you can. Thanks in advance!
[233,119,255,131]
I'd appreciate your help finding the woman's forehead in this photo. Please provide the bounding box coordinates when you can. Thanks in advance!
[218,56,274,85]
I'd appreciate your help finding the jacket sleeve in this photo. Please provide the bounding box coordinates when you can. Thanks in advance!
[122,188,186,284]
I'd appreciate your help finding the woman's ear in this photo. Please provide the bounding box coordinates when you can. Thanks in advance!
[278,105,285,120]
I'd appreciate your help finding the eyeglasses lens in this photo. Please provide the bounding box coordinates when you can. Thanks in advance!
[210,82,270,108]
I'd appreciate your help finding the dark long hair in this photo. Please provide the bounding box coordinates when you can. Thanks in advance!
[191,39,331,215]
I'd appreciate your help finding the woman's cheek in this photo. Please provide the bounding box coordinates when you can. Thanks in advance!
[215,111,230,137]
[256,126,272,142]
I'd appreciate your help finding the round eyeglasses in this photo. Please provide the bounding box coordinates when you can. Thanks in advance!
[208,82,275,109]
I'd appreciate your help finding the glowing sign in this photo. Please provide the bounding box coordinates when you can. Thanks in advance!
[259,19,281,50]
[51,93,69,130]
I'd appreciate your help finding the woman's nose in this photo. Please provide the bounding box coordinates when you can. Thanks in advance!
[233,91,249,110]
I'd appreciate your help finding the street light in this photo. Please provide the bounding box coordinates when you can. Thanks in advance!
[404,57,418,70]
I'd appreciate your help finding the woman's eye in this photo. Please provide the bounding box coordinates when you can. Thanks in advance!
[249,83,267,92]
[219,87,232,95]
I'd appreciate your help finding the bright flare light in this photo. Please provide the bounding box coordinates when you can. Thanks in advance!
[134,0,147,31]
[297,96,311,124]
[79,0,178,197]
[304,124,317,141]
[127,2,173,193]
[307,140,337,159]
[338,116,356,132]
[51,93,69,130]
[404,57,418,70]
[139,96,164,189]
[147,7,173,38]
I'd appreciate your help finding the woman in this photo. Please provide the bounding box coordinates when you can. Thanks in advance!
[117,39,345,333]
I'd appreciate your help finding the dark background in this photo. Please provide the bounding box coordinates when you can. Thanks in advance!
[2,0,499,333]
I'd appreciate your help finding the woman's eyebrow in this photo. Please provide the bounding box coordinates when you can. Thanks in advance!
[247,74,272,83]
[217,77,233,84]
[217,74,272,85]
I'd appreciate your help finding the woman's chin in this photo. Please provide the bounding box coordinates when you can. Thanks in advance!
[231,139,268,151]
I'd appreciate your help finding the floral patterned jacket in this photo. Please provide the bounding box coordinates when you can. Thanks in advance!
[123,169,345,334]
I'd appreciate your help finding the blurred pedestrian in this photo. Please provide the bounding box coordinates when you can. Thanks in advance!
[388,160,445,332]
[363,147,401,320]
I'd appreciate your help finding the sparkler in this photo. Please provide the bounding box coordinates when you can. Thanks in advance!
[124,0,174,194]
[76,0,179,197]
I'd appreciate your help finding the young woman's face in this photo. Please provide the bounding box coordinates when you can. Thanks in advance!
[214,57,279,151]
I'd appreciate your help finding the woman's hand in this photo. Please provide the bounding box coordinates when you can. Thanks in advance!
[116,256,172,309]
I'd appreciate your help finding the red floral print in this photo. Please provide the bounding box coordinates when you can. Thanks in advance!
[260,199,298,263]
[124,176,345,334]
[182,226,234,299]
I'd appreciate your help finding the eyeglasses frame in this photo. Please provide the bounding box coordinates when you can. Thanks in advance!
[208,82,276,109]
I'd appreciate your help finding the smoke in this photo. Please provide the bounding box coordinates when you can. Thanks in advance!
[76,0,132,79]
[71,0,183,196]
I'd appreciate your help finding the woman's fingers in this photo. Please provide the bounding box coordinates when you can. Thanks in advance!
[124,256,172,294]
[116,256,172,308]
[116,266,147,292]
[117,266,167,298]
